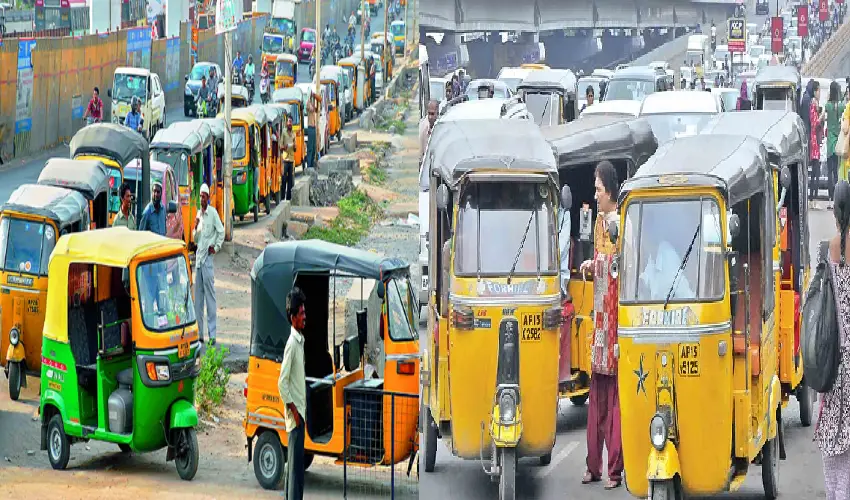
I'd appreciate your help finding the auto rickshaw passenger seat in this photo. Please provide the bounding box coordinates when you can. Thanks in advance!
[69,306,98,392]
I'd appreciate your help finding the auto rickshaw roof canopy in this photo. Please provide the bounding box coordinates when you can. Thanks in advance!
[37,158,111,201]
[542,115,657,170]
[218,83,251,101]
[245,104,271,126]
[320,65,344,83]
[150,123,206,155]
[260,104,284,124]
[70,123,150,168]
[273,86,306,104]
[197,118,226,140]
[518,69,577,96]
[426,118,557,188]
[276,53,298,63]
[172,120,215,149]
[699,110,806,166]
[620,134,771,206]
[230,108,260,126]
[2,183,89,229]
[754,65,800,88]
[43,227,187,344]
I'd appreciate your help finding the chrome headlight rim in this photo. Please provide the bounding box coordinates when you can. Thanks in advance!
[649,412,668,451]
[9,328,19,346]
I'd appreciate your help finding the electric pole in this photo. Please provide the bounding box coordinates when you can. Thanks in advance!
[360,0,365,61]
[223,32,233,241]
[404,0,409,56]
[384,0,389,87]
[315,0,321,91]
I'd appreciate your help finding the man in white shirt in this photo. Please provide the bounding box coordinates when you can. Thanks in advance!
[278,287,308,500]
[419,100,438,162]
[192,183,225,345]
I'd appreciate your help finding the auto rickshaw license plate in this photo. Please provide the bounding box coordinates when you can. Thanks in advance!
[178,341,190,359]
[520,313,542,342]
[678,343,700,377]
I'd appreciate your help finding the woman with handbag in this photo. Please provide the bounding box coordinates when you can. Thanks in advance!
[826,81,844,209]
[815,180,850,500]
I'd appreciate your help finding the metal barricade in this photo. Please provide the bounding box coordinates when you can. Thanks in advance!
[343,386,418,499]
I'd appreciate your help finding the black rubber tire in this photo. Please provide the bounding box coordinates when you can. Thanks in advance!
[253,200,259,223]
[422,406,438,472]
[8,361,21,401]
[265,196,272,215]
[118,443,132,453]
[762,410,780,499]
[798,378,813,427]
[175,428,199,481]
[239,215,244,222]
[303,452,314,471]
[539,451,552,466]
[499,448,516,500]
[570,393,588,406]
[47,414,71,470]
[275,187,281,205]
[254,431,286,490]
[649,480,676,500]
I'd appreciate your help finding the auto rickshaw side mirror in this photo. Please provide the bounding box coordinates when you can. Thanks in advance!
[560,185,573,210]
[185,75,189,81]
[728,213,741,239]
[780,166,792,190]
[167,201,178,214]
[608,219,619,245]
[436,184,449,211]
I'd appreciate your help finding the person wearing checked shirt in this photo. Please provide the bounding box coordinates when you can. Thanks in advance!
[193,183,224,346]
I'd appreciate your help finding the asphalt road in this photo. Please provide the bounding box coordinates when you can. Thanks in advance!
[0,7,388,206]
[419,207,833,500]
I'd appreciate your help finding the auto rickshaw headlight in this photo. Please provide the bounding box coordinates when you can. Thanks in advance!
[650,413,668,451]
[498,389,518,424]
[9,328,19,346]
[145,361,171,381]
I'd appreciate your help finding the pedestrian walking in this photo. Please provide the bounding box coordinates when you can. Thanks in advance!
[815,180,850,500]
[193,183,224,346]
[419,100,438,162]
[826,81,844,205]
[736,80,752,111]
[138,180,167,236]
[806,80,826,207]
[578,161,623,490]
[112,182,136,229]
[281,115,296,201]
[278,287,308,500]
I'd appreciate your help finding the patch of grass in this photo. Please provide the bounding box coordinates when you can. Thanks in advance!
[363,162,388,185]
[303,189,383,246]
[196,346,231,417]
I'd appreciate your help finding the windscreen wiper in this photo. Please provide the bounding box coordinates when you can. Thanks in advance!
[663,224,700,310]
[507,210,535,285]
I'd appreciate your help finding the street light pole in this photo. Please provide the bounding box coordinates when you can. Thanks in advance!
[223,32,233,241]
[360,0,365,61]
[404,0,409,56]
[315,0,321,91]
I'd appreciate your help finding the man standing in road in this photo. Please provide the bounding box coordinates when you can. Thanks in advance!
[112,183,137,229]
[419,100,438,162]
[306,93,319,170]
[281,115,297,201]
[138,180,167,236]
[279,287,308,500]
[193,183,224,346]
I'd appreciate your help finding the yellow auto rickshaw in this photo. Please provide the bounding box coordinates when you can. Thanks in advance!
[369,38,393,84]
[219,82,252,110]
[339,56,367,114]
[262,104,284,204]
[69,123,152,224]
[197,118,229,219]
[245,240,419,491]
[541,115,657,405]
[275,54,298,89]
[616,134,783,499]
[700,110,814,425]
[272,87,307,169]
[246,104,275,215]
[319,65,343,142]
[1,184,89,400]
[420,118,568,499]
[37,158,112,230]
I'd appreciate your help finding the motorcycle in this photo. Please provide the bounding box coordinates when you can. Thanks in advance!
[260,75,271,104]
[246,75,255,103]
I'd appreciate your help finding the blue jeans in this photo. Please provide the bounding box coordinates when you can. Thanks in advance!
[306,126,317,170]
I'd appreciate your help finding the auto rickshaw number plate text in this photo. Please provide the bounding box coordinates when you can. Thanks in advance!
[178,341,190,359]
[521,312,542,342]
[678,343,700,377]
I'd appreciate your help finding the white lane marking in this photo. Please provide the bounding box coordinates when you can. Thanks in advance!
[535,440,579,478]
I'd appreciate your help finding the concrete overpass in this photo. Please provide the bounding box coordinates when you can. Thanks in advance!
[420,0,737,32]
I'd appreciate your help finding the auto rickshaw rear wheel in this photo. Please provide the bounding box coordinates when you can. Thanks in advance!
[8,361,21,401]
[761,409,780,499]
[254,431,286,490]
[539,451,551,466]
[499,448,516,500]
[47,414,70,470]
[174,427,199,481]
[422,406,437,472]
[569,394,588,406]
[275,187,281,205]
[303,452,314,470]
[253,200,260,223]
[797,377,813,427]
[265,196,272,215]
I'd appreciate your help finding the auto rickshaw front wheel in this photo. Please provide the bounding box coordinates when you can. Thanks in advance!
[253,201,260,223]
[569,394,588,406]
[499,448,516,500]
[761,409,780,499]
[47,414,71,470]
[174,427,199,481]
[649,479,679,500]
[8,361,22,401]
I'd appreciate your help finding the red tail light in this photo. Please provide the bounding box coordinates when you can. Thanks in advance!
[397,361,415,375]
[451,307,474,330]
[243,382,248,398]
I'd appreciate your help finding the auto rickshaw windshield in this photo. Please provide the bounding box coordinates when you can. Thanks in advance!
[152,150,189,185]
[386,277,418,341]
[619,197,725,303]
[524,91,561,126]
[605,79,654,101]
[283,103,301,125]
[231,126,247,160]
[0,217,56,276]
[136,255,195,332]
[263,35,285,53]
[276,62,295,78]
[641,113,716,144]
[455,181,557,276]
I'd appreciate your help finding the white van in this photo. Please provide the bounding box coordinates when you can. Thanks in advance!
[108,67,166,139]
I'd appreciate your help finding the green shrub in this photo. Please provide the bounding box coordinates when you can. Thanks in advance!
[196,345,231,416]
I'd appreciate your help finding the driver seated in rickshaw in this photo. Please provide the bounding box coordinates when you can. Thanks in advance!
[638,239,696,300]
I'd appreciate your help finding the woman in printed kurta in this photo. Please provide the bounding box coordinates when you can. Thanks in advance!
[579,161,623,490]
[809,80,825,207]
[815,180,850,500]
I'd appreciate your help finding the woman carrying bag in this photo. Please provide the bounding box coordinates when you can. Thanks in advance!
[826,82,844,208]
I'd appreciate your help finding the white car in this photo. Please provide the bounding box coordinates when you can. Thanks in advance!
[109,67,166,139]
[496,66,533,93]
[638,90,722,144]
[579,99,641,118]
[417,97,532,309]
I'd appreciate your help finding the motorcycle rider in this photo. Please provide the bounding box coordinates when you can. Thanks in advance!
[82,86,103,125]
[207,67,220,114]
[245,55,256,100]
[196,75,212,117]
[260,63,271,104]
[125,97,144,135]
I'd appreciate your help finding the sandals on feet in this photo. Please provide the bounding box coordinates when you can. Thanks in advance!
[582,471,601,484]
[604,478,622,490]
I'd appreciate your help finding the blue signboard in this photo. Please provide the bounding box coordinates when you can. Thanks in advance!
[165,38,180,92]
[15,39,37,135]
[126,27,152,68]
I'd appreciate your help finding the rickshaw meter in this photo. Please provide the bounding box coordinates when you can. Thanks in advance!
[650,413,668,451]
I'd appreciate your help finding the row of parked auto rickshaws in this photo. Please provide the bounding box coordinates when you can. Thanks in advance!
[419,85,813,500]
